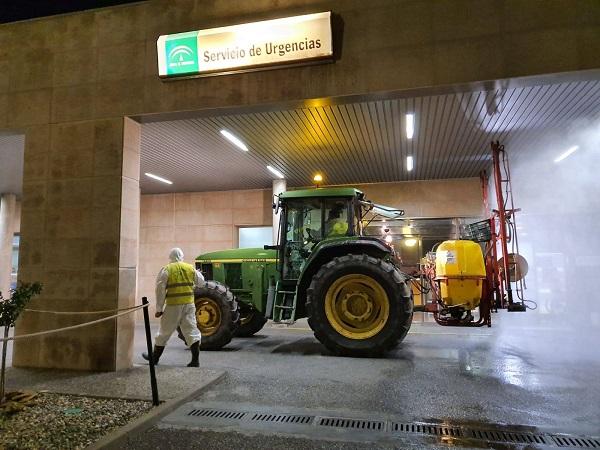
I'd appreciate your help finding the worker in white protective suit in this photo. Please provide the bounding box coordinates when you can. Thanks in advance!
[142,248,204,367]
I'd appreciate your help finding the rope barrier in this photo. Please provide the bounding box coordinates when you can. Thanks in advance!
[22,305,142,315]
[0,304,149,343]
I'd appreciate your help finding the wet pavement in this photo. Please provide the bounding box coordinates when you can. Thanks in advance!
[127,311,600,448]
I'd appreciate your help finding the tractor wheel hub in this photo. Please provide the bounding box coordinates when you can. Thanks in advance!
[341,291,372,321]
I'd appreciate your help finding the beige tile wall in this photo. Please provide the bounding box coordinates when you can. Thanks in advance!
[139,188,272,312]
[355,178,483,218]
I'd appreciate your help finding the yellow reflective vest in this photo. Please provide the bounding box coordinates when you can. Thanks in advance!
[165,261,196,305]
[327,218,349,237]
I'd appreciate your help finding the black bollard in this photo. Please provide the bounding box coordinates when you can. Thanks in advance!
[142,297,159,406]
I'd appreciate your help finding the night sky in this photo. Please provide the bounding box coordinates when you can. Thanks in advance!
[0,0,145,24]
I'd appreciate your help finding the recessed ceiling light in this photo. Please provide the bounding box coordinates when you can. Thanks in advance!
[406,113,414,139]
[220,129,249,152]
[267,165,285,179]
[554,145,578,163]
[145,172,173,184]
[406,156,414,171]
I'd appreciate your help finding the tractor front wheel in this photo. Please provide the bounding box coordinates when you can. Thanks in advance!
[235,306,268,337]
[307,254,413,357]
[194,281,239,350]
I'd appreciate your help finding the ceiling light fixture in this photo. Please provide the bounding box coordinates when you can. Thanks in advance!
[406,113,414,139]
[313,173,323,188]
[145,172,173,184]
[404,238,417,247]
[220,129,249,152]
[554,145,579,163]
[406,156,414,171]
[267,165,285,179]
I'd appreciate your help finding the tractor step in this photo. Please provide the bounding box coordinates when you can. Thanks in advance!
[272,282,298,323]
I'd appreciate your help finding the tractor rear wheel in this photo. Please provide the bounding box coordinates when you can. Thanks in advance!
[306,254,413,357]
[235,306,268,337]
[194,281,239,350]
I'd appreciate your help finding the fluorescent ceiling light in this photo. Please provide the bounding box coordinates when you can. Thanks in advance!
[554,145,579,163]
[406,156,414,171]
[406,113,414,139]
[220,129,249,151]
[145,172,173,184]
[267,165,285,179]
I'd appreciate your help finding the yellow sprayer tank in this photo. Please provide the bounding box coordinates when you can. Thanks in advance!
[435,240,485,310]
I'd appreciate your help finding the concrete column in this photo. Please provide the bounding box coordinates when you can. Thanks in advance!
[272,179,287,244]
[13,120,139,371]
[0,194,17,298]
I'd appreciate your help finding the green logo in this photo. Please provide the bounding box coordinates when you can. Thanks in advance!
[165,34,199,75]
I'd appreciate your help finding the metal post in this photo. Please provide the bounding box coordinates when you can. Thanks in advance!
[0,325,8,402]
[491,141,514,308]
[142,297,159,406]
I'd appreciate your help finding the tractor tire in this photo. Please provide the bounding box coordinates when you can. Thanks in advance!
[194,281,240,350]
[306,254,413,357]
[235,306,268,337]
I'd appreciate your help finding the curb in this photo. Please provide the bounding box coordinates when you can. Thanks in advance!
[87,371,227,450]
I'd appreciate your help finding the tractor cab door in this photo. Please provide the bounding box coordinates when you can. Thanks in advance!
[280,198,353,280]
[282,199,323,280]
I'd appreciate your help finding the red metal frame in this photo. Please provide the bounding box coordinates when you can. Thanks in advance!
[491,141,515,308]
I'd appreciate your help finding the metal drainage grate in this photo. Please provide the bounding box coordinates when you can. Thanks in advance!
[469,428,547,445]
[251,413,313,425]
[552,435,600,448]
[187,409,246,420]
[319,417,384,431]
[180,406,600,448]
[392,422,462,437]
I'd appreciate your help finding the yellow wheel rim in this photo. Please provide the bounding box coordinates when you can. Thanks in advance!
[324,274,389,340]
[195,297,221,337]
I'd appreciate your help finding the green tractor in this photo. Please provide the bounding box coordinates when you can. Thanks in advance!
[192,187,413,357]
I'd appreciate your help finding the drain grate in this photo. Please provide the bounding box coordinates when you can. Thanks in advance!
[187,409,246,420]
[392,422,462,437]
[251,413,313,425]
[177,405,600,448]
[469,428,547,445]
[552,435,600,448]
[319,417,385,431]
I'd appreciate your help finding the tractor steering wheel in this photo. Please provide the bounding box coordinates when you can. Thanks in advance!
[305,227,317,243]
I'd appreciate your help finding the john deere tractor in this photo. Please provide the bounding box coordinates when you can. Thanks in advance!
[192,187,413,357]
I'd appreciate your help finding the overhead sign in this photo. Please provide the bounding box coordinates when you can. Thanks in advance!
[157,11,333,78]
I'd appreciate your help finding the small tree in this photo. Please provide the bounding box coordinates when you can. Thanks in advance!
[0,282,42,404]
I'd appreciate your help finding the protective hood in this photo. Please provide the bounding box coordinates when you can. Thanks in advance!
[169,247,184,262]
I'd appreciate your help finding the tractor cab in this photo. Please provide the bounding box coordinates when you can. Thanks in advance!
[275,188,404,281]
[278,188,359,280]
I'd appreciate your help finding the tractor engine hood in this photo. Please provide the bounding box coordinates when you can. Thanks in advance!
[196,248,277,262]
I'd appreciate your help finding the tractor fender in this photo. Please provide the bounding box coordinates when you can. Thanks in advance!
[295,237,392,316]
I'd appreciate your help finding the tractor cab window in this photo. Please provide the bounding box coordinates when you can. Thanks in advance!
[283,200,322,279]
[324,199,350,238]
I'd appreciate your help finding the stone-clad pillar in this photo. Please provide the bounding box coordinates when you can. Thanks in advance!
[13,118,140,371]
[272,179,287,244]
[0,193,17,297]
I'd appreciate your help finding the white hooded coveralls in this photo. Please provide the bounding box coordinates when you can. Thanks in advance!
[154,248,203,347]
